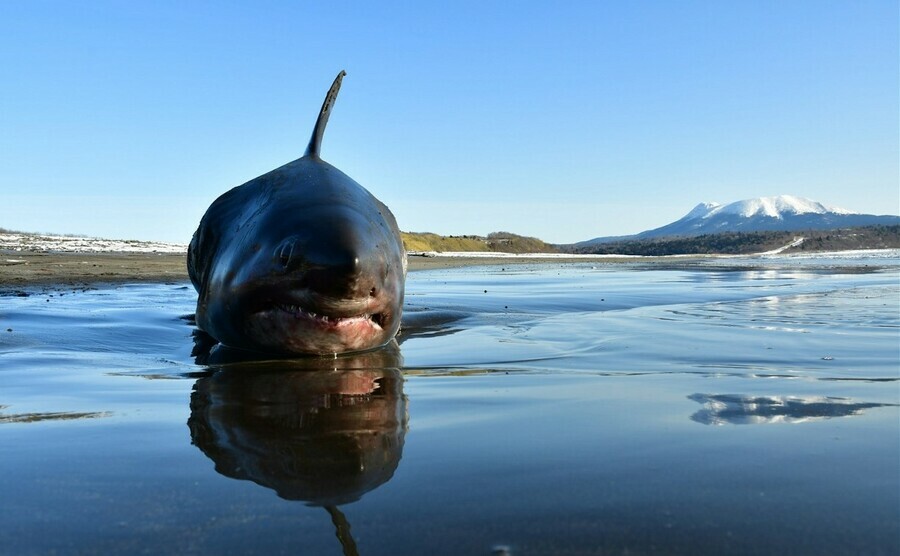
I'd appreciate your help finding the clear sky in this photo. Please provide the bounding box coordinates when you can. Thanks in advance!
[1,1,897,244]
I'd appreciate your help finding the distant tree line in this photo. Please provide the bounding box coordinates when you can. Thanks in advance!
[568,226,900,256]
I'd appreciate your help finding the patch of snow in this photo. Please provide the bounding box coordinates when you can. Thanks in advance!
[756,237,806,255]
[0,232,188,253]
[409,251,644,259]
[758,248,900,260]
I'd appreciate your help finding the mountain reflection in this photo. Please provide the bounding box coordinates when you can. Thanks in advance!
[688,393,894,425]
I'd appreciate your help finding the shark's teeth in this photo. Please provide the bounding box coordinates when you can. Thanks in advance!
[276,304,375,325]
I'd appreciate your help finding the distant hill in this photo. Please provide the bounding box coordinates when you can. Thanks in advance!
[567,225,900,256]
[577,195,900,247]
[401,231,558,254]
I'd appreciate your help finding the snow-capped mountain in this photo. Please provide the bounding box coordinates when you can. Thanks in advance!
[687,195,855,220]
[579,195,899,246]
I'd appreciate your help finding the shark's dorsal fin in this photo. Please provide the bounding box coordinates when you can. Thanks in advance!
[305,70,346,158]
[325,505,359,556]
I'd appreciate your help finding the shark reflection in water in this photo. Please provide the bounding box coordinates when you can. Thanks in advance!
[188,344,407,555]
[688,393,896,426]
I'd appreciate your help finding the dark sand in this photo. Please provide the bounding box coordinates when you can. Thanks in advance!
[0,251,650,293]
[0,252,190,292]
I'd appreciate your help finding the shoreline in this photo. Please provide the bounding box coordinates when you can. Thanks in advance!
[0,250,665,294]
[2,248,896,295]
[0,252,190,294]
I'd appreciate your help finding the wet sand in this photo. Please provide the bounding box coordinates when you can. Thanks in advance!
[0,251,190,292]
[0,250,653,292]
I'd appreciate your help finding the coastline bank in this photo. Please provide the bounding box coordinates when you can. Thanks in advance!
[0,251,659,292]
[5,248,895,294]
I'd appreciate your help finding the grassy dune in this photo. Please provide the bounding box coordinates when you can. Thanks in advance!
[401,231,558,254]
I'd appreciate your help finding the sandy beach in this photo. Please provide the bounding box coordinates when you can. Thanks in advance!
[0,250,652,293]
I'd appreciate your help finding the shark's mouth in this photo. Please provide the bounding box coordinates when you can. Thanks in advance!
[274,303,388,330]
[240,295,396,356]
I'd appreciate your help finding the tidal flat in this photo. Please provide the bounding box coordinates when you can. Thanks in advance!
[1,255,898,555]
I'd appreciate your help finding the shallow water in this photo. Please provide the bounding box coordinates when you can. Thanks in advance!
[1,258,898,555]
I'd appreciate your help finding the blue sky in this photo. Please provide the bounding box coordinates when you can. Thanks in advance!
[1,1,897,244]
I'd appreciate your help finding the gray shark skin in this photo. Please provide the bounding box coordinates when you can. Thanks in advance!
[188,71,406,356]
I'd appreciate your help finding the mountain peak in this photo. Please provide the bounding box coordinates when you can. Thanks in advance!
[684,202,721,219]
[685,195,856,221]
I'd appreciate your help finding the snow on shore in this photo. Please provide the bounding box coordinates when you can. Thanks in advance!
[0,232,188,253]
[757,248,900,260]
[408,251,643,259]
[415,247,900,260]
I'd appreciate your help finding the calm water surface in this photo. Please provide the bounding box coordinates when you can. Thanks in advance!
[1,257,898,555]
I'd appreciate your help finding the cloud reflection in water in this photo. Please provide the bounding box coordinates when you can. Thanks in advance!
[689,393,895,425]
